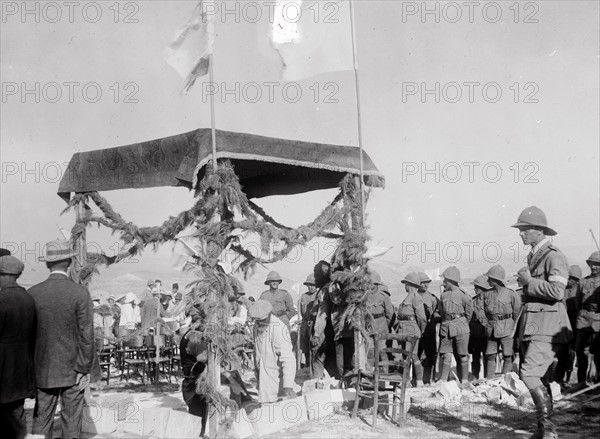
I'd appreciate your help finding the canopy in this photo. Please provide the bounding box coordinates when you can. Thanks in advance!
[58,129,385,201]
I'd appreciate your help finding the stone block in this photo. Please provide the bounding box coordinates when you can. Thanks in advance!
[504,372,529,395]
[118,401,144,437]
[438,381,461,398]
[164,410,205,439]
[550,382,562,401]
[485,386,502,403]
[305,389,337,420]
[227,409,255,439]
[143,407,171,438]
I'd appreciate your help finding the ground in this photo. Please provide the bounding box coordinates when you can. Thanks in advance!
[23,367,600,438]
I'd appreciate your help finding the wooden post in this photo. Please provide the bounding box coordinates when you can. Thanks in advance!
[350,177,367,373]
[156,296,161,390]
[72,194,87,284]
[207,290,221,438]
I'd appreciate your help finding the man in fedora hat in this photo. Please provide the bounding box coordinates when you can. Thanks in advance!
[469,276,491,380]
[438,266,473,384]
[575,251,600,384]
[249,300,296,403]
[417,272,440,384]
[0,255,36,439]
[395,272,427,386]
[512,206,572,439]
[119,292,141,339]
[140,279,161,332]
[483,265,521,377]
[259,271,296,327]
[28,240,95,439]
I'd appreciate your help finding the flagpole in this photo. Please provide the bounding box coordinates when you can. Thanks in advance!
[348,0,365,225]
[208,53,217,167]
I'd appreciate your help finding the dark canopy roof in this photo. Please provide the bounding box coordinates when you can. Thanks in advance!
[58,129,385,201]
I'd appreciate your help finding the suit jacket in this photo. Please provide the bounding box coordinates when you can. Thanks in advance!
[0,281,37,403]
[28,273,95,388]
[520,241,573,343]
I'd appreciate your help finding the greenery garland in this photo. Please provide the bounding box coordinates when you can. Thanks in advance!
[64,160,377,414]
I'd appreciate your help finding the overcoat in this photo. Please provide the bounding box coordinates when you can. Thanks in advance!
[28,273,95,388]
[0,281,36,402]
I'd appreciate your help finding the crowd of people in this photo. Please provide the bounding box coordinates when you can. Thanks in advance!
[90,279,189,347]
[1,206,599,439]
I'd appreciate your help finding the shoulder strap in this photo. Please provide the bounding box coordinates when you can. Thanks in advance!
[530,246,554,274]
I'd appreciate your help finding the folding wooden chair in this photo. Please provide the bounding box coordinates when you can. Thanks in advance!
[147,346,172,384]
[121,347,148,384]
[97,346,115,385]
[351,333,415,428]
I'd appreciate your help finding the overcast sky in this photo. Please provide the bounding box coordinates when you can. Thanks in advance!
[1,1,598,284]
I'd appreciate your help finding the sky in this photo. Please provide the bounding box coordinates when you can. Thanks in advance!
[1,1,599,287]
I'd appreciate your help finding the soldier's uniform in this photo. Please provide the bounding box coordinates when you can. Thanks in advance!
[512,206,572,439]
[483,266,521,377]
[311,283,341,379]
[299,289,318,367]
[418,273,440,384]
[469,276,490,380]
[366,286,394,335]
[574,252,600,383]
[554,266,582,385]
[259,271,296,327]
[438,267,473,383]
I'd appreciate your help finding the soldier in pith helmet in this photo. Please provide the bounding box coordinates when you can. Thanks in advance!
[512,206,572,439]
[574,251,600,384]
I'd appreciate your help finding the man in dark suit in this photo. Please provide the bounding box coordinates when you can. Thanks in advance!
[28,240,95,439]
[0,255,37,439]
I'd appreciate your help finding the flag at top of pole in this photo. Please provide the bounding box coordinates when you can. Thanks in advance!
[271,0,354,82]
[163,1,215,92]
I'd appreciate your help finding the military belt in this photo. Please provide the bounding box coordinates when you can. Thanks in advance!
[397,315,416,321]
[371,312,385,319]
[486,313,512,321]
[443,313,464,322]
[525,297,557,306]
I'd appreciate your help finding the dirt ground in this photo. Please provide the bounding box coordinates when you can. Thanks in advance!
[24,367,600,439]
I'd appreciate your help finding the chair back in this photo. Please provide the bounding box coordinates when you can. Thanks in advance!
[372,333,417,373]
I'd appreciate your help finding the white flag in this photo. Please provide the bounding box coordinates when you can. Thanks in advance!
[271,0,354,82]
[163,1,214,92]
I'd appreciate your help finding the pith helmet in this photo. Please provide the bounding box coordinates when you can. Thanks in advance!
[370,271,383,285]
[586,251,600,266]
[486,265,506,284]
[511,206,557,236]
[568,265,583,280]
[401,272,422,288]
[303,273,316,286]
[442,266,461,284]
[419,272,432,283]
[264,270,282,285]
[473,275,491,290]
[378,284,391,296]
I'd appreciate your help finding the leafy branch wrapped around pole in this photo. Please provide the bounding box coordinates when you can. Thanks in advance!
[61,161,360,285]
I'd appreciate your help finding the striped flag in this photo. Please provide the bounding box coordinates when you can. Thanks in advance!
[271,0,354,82]
[163,1,214,92]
